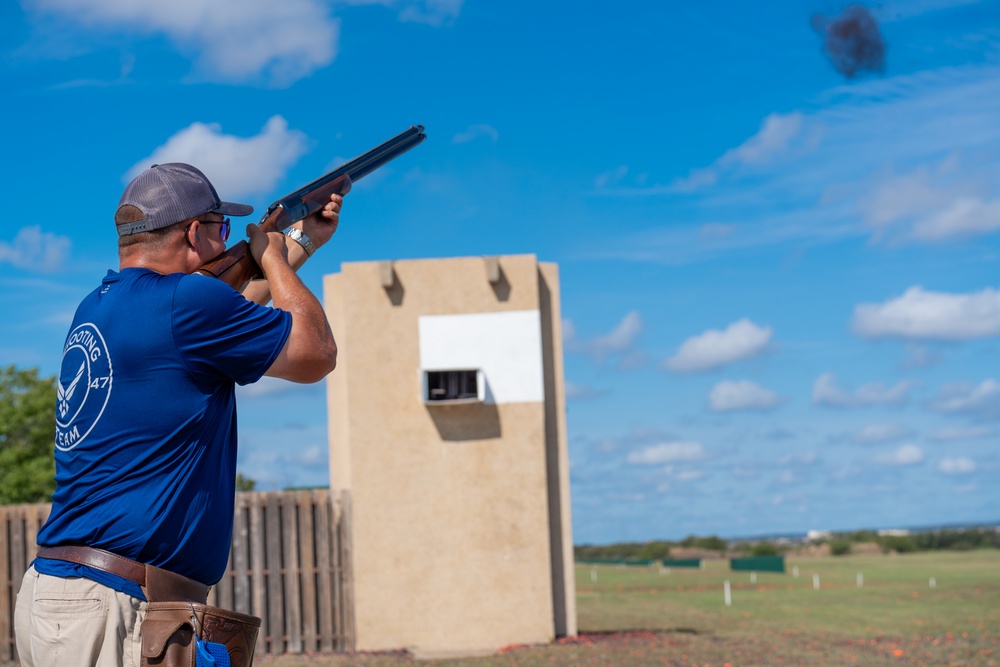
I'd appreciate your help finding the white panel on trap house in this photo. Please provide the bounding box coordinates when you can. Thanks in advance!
[418,310,544,405]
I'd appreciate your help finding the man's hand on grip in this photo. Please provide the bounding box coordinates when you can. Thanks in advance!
[298,193,342,248]
[246,223,290,277]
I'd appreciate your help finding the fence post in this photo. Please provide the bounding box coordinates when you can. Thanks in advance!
[1,507,13,664]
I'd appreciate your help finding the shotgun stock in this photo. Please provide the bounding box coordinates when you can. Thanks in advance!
[198,125,426,290]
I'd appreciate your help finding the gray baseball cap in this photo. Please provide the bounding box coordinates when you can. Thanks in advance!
[116,163,254,236]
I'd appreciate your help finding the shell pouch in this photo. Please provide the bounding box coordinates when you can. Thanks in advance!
[140,601,260,667]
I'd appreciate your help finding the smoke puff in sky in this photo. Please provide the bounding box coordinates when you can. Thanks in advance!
[812,4,886,78]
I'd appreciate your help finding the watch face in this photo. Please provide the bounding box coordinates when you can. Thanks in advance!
[285,227,315,255]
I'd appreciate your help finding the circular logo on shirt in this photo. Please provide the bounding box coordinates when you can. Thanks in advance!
[55,323,113,452]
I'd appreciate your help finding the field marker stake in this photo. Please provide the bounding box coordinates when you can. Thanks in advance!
[857,572,863,588]
[724,580,731,607]
[929,577,936,588]
[591,567,597,583]
[792,565,799,578]
[813,574,820,590]
[750,572,756,584]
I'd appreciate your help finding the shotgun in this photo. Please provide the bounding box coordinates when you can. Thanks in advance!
[198,125,426,290]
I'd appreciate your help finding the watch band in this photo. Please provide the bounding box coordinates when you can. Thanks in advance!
[282,226,316,257]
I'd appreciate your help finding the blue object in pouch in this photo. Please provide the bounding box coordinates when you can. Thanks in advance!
[195,636,231,667]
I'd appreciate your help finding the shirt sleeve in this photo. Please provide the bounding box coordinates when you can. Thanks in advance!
[171,274,292,386]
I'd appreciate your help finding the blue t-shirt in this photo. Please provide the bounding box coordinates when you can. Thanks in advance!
[35,268,291,597]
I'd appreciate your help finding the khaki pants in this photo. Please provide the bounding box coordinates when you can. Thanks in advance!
[14,565,147,667]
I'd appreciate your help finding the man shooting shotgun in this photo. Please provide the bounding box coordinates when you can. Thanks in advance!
[200,124,426,292]
[15,126,425,667]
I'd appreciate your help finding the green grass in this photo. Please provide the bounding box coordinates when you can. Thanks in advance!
[258,549,999,666]
[576,549,999,639]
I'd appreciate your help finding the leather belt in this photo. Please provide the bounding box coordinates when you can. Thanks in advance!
[36,545,210,603]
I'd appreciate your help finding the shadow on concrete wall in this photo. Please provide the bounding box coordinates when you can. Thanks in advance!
[425,402,501,441]
[491,265,511,302]
[383,268,405,306]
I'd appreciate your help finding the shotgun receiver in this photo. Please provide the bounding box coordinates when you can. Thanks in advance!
[198,124,426,290]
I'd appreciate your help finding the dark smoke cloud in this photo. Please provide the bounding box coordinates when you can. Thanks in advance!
[812,5,886,78]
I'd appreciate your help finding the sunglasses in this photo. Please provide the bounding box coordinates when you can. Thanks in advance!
[193,217,231,243]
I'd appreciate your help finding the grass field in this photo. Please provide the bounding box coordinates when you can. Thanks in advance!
[261,549,999,666]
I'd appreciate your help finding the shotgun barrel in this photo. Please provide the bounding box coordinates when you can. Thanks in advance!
[197,125,426,290]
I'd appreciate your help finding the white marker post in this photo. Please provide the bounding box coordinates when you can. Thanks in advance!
[793,565,800,578]
[591,567,597,583]
[813,574,820,590]
[857,572,863,588]
[929,577,936,588]
[724,580,732,607]
[750,572,757,584]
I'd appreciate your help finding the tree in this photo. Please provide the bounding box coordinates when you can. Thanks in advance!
[829,539,852,556]
[750,541,780,556]
[235,472,257,492]
[0,366,57,504]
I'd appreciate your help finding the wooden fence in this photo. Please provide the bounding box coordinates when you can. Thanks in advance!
[0,489,353,664]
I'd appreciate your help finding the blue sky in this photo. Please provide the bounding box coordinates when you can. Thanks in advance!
[2,0,998,544]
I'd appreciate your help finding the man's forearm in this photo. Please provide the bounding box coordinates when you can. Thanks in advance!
[262,256,337,381]
[241,230,313,305]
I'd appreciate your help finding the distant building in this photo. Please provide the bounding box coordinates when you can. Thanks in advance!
[877,529,912,537]
[806,530,832,542]
[324,254,576,657]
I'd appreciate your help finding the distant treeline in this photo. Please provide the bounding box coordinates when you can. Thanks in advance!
[575,527,1000,560]
[575,535,728,561]
[826,527,1000,555]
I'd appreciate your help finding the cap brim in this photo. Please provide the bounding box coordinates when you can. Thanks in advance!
[216,201,255,217]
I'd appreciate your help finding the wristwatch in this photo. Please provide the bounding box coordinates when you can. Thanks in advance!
[282,227,316,257]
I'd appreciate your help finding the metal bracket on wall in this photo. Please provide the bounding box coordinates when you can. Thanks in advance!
[484,256,501,284]
[379,260,396,289]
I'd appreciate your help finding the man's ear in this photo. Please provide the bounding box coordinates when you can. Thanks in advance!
[183,221,197,249]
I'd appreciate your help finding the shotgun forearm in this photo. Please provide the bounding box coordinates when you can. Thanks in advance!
[198,125,426,291]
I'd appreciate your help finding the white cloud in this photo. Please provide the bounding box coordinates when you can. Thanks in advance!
[627,442,705,465]
[668,167,719,193]
[860,160,1000,243]
[586,64,1000,263]
[565,382,607,401]
[452,124,499,144]
[341,0,464,26]
[124,116,309,200]
[852,286,1000,340]
[901,343,942,370]
[937,457,976,474]
[855,423,910,444]
[664,319,772,372]
[237,376,309,399]
[594,165,631,189]
[26,0,340,86]
[719,113,805,166]
[930,379,1000,420]
[666,113,808,193]
[928,426,995,441]
[913,197,1000,241]
[708,380,783,412]
[813,373,915,408]
[875,0,982,22]
[777,451,818,466]
[564,311,643,362]
[0,226,72,272]
[875,444,924,466]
